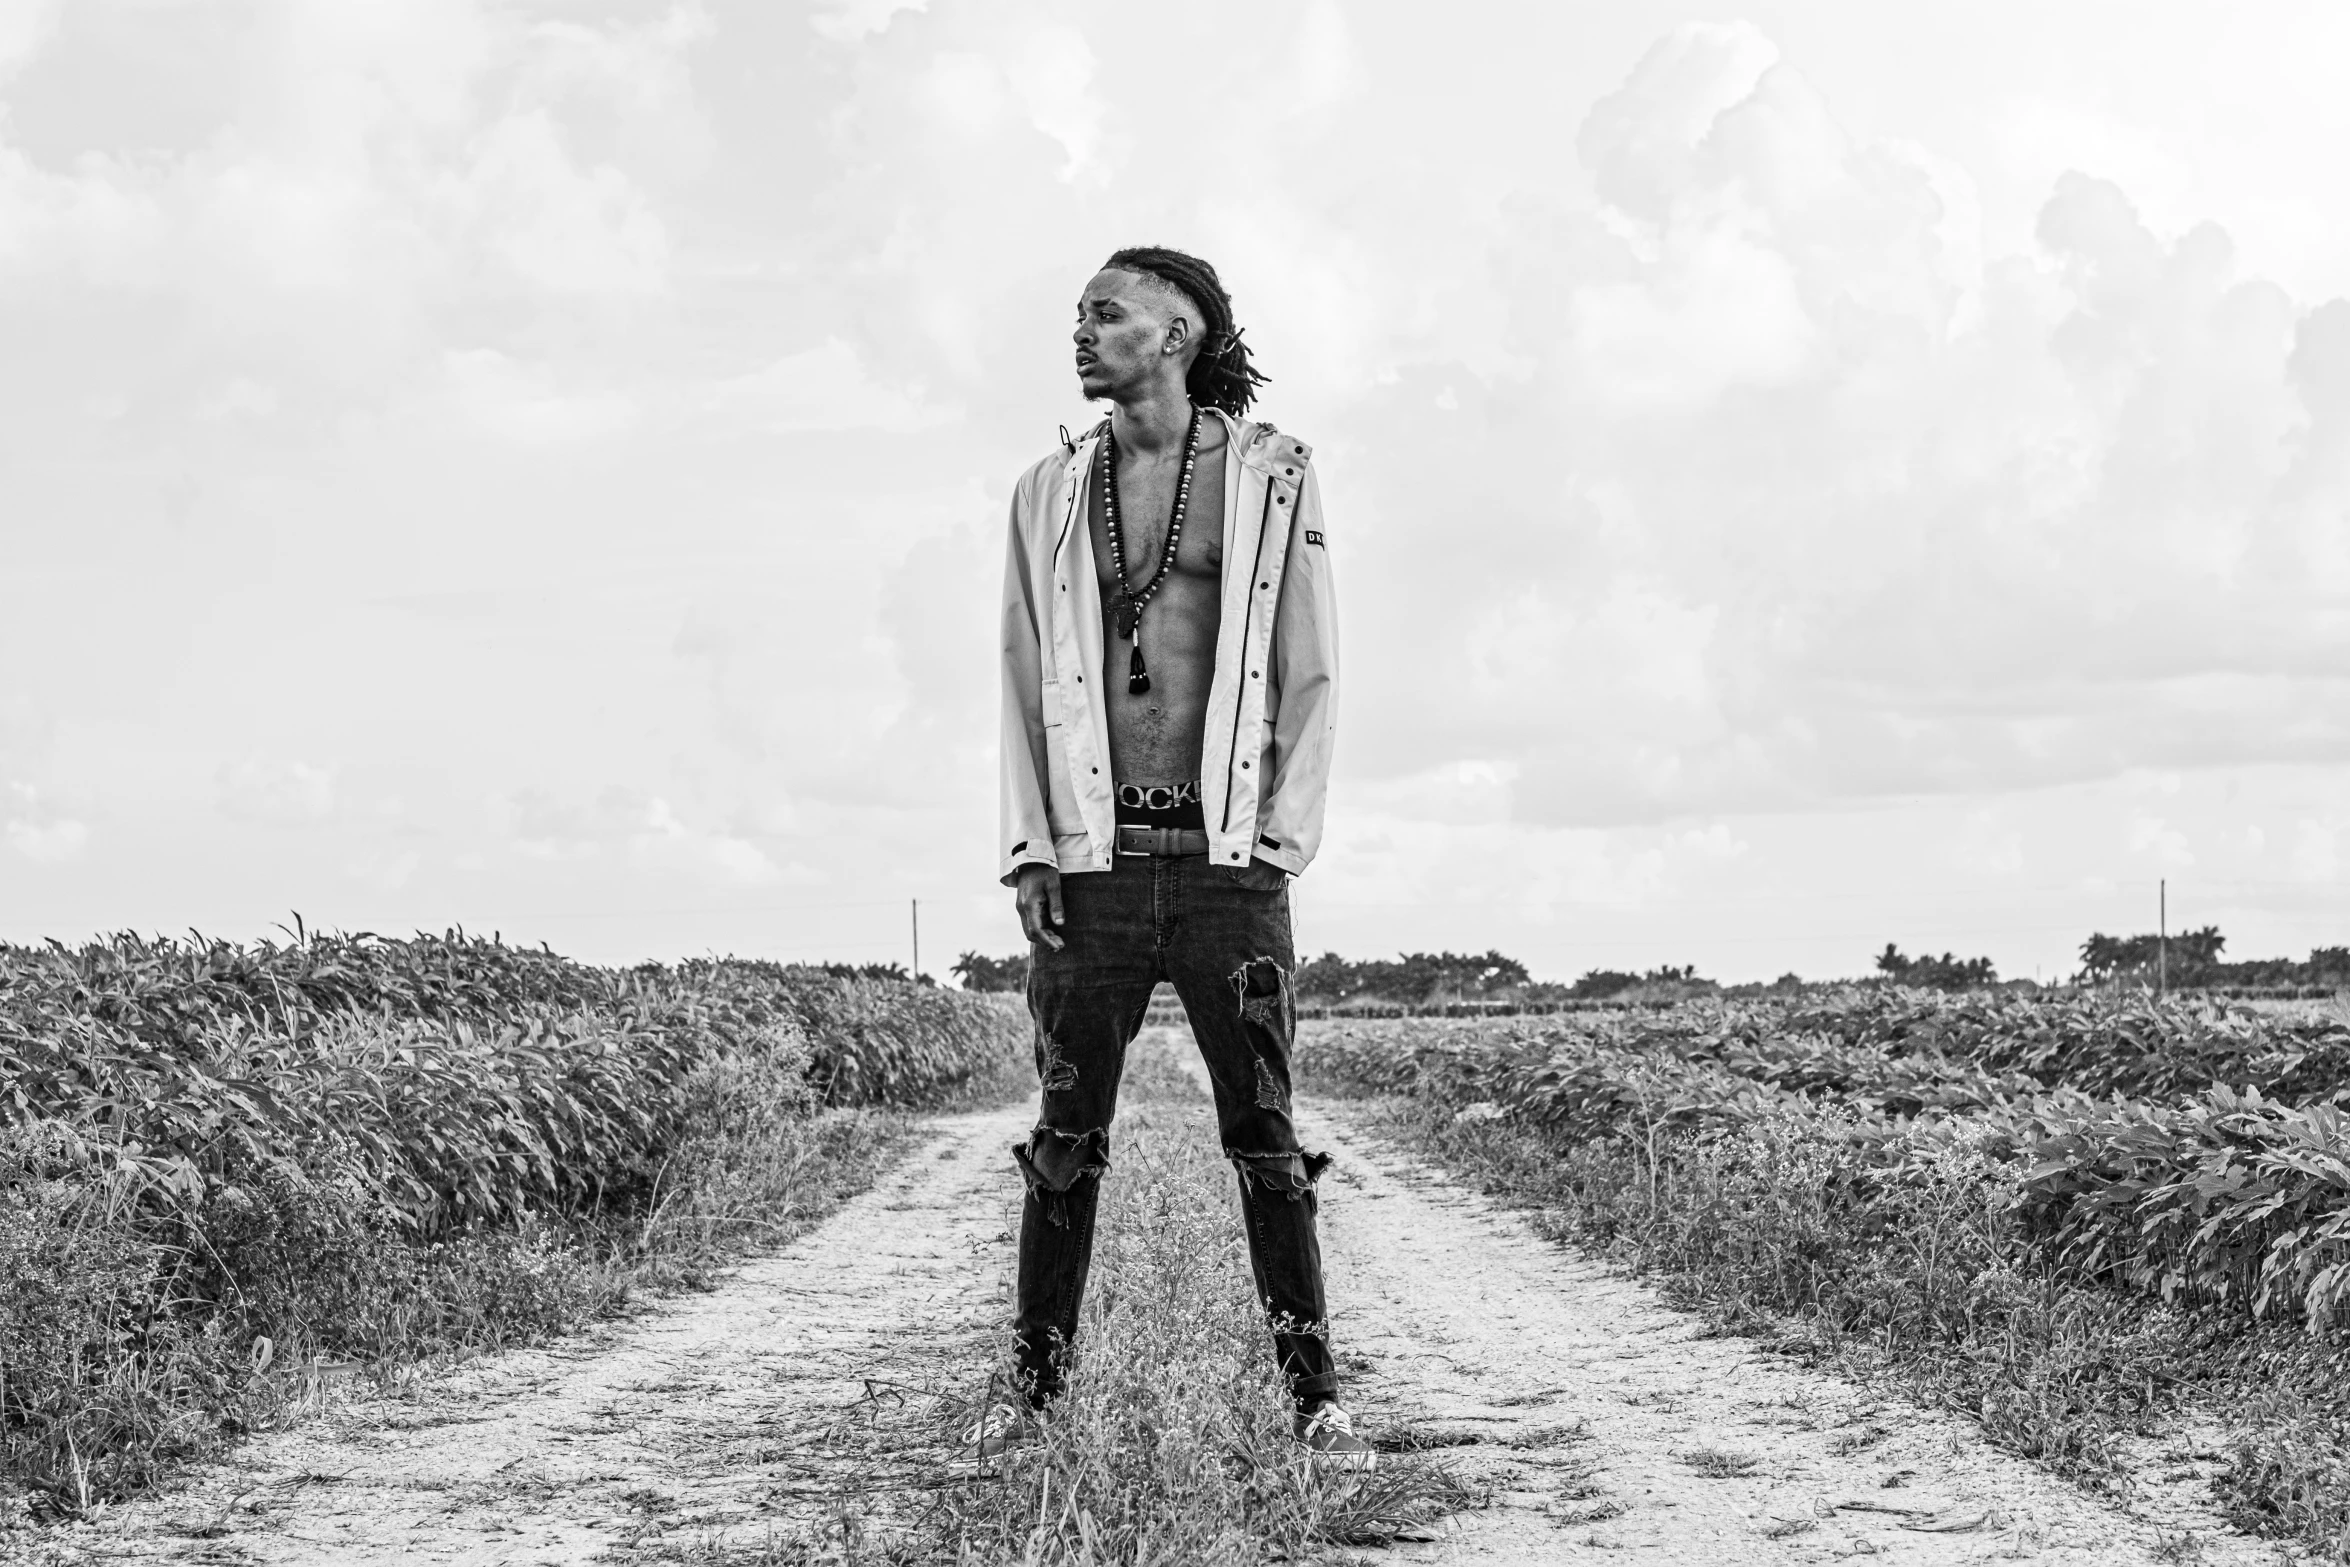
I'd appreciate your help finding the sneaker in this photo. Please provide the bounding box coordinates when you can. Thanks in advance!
[1296,1402,1377,1470]
[966,1401,1046,1458]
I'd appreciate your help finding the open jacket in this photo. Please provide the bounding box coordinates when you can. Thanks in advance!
[999,410,1339,884]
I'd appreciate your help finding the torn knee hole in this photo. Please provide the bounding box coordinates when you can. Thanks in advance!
[1013,1127,1109,1194]
[1229,1147,1333,1197]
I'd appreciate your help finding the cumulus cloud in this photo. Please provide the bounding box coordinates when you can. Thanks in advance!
[1343,18,2350,828]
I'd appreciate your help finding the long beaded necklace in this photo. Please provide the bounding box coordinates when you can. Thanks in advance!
[1099,405,1202,696]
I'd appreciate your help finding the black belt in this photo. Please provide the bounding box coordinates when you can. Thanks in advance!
[1115,825,1210,858]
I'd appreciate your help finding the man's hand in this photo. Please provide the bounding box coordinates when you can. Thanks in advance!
[1015,863,1066,950]
[1231,857,1289,893]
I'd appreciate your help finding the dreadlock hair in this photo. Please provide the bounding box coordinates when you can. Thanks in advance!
[1103,245,1268,418]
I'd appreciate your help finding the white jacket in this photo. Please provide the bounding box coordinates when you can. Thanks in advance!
[998,410,1340,883]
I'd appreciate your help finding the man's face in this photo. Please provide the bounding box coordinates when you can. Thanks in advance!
[1073,269,1184,401]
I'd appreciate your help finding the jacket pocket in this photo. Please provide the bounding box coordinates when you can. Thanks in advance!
[1040,680,1084,832]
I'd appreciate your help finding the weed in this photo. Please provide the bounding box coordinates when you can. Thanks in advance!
[908,1045,1473,1564]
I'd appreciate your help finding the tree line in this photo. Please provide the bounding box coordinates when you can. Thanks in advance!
[950,928,2350,1000]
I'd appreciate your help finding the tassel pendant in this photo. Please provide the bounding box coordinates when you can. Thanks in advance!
[1128,641,1151,695]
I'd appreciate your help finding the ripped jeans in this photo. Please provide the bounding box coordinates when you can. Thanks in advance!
[1012,852,1338,1410]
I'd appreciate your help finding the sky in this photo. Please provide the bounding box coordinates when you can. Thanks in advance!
[3,0,2346,985]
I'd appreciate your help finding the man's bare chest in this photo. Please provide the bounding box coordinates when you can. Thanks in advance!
[1087,448,1226,602]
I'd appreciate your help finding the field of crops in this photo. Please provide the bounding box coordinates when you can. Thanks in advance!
[0,927,1027,1516]
[1299,989,2350,1555]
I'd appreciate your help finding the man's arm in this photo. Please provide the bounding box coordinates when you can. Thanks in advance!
[1258,462,1339,876]
[999,477,1057,885]
[998,473,1068,947]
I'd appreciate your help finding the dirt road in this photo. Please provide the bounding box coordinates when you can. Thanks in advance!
[50,1031,2280,1564]
[53,1104,1036,1565]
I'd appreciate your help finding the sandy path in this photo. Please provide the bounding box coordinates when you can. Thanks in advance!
[58,1104,1032,1566]
[1302,1099,2283,1565]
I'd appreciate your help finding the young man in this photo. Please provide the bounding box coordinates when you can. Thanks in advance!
[989,246,1368,1463]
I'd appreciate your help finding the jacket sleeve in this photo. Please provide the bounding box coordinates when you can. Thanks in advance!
[1259,462,1339,875]
[999,476,1058,886]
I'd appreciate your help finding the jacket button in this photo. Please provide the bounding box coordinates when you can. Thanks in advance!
[1260,581,1269,589]
[1091,767,1098,774]
[1251,670,1260,678]
[1241,761,1250,769]
[1077,675,1083,682]
[1232,852,1242,860]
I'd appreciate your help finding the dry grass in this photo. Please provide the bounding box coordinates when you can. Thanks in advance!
[1677,1447,1759,1478]
[723,1037,1474,1565]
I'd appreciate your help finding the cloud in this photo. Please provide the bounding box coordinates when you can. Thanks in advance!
[700,338,956,433]
[1339,19,2350,828]
[996,25,1100,182]
[4,783,84,862]
[347,847,421,890]
[445,349,641,443]
[632,797,781,884]
[217,759,337,825]
[0,0,60,79]
[509,789,788,887]
[2295,816,2348,882]
[467,110,673,296]
[811,0,927,45]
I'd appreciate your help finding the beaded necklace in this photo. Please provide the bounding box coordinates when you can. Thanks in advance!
[1099,405,1202,696]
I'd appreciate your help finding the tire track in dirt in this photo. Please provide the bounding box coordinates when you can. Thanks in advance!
[55,1104,1031,1566]
[1302,1098,2281,1565]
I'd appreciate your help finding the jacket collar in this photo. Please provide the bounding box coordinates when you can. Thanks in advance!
[1068,407,1285,474]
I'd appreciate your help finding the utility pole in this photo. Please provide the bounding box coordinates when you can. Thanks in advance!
[911,898,921,981]
[2158,879,2167,996]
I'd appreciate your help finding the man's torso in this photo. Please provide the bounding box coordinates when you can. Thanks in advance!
[1087,414,1229,789]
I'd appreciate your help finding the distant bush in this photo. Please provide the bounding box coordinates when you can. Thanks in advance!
[953,950,1030,993]
[1873,944,1998,990]
[2079,928,2350,991]
[819,960,934,986]
[1294,950,1529,1007]
[1567,964,1715,1001]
